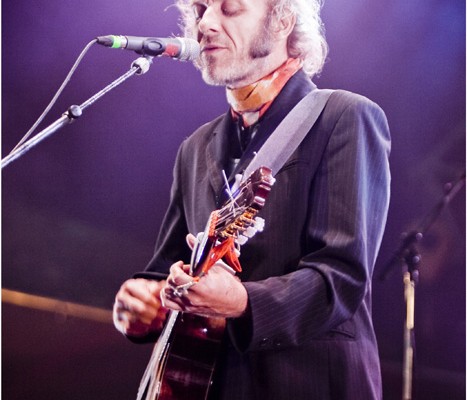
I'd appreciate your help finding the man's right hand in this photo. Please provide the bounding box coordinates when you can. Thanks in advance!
[113,278,168,337]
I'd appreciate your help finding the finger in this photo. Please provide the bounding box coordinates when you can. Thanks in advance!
[163,281,188,300]
[115,297,156,324]
[115,281,164,322]
[169,260,185,275]
[120,279,161,308]
[168,261,192,286]
[160,287,183,311]
[182,264,192,274]
[164,280,198,306]
[186,233,197,250]
[145,279,165,296]
[113,301,141,327]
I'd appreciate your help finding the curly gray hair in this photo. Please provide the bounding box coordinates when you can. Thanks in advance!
[175,0,328,78]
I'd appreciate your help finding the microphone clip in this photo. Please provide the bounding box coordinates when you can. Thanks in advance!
[131,56,153,75]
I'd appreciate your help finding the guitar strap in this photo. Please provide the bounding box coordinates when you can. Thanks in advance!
[233,88,334,191]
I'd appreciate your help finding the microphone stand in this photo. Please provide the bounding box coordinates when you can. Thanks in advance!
[1,55,153,169]
[379,172,465,400]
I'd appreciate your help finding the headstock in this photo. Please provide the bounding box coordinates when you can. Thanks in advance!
[191,167,275,277]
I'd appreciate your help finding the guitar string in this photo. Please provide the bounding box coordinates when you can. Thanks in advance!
[137,310,180,400]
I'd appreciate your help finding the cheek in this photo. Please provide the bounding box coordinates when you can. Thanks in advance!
[249,31,273,58]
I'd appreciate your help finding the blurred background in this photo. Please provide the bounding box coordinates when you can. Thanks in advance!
[2,0,465,399]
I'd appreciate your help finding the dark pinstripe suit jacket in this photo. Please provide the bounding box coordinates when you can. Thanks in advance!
[143,70,391,399]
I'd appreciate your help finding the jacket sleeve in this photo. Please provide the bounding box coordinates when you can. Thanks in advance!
[227,92,391,352]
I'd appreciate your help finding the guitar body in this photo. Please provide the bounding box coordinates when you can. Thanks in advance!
[157,314,225,400]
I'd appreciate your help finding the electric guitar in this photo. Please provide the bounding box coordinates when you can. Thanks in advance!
[136,166,275,400]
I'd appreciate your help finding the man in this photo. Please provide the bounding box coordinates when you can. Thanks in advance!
[113,0,391,399]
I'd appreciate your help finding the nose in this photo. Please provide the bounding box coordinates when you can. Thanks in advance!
[198,5,221,34]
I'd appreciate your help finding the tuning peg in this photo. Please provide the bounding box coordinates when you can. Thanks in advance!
[244,226,257,238]
[236,235,248,245]
[254,217,265,232]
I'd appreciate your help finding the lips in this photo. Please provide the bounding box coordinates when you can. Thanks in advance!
[202,45,224,53]
[200,40,227,53]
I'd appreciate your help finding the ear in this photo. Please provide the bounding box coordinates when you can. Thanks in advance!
[270,10,296,40]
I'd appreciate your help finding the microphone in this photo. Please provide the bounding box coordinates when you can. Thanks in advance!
[96,35,200,61]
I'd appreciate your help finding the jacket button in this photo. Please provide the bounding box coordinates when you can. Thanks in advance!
[259,337,270,347]
[273,339,282,348]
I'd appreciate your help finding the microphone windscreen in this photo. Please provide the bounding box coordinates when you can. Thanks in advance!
[179,38,200,61]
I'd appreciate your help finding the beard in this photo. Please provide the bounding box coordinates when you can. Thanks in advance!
[196,18,275,87]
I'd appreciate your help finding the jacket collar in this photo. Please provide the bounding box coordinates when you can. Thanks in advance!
[206,115,232,205]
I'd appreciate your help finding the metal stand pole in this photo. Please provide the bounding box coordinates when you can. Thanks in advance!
[379,172,465,400]
[401,240,420,400]
[2,56,152,169]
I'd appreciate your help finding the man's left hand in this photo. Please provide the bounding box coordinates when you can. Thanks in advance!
[161,260,248,319]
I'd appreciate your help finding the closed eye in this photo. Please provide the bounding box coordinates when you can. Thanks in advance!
[192,2,208,21]
[221,1,244,17]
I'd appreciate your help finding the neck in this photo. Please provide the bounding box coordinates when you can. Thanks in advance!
[226,58,303,127]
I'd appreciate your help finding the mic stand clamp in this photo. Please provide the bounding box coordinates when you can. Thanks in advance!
[2,56,153,169]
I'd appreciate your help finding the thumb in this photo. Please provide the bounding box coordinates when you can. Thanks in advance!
[186,233,197,250]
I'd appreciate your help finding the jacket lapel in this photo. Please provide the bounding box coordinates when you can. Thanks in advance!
[232,71,316,178]
[205,114,232,205]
